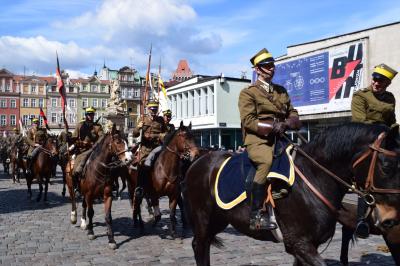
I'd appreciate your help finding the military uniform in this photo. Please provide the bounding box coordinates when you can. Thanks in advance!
[351,86,396,127]
[132,114,166,164]
[26,126,47,157]
[239,79,298,185]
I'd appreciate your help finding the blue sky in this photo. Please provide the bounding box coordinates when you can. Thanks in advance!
[0,0,399,79]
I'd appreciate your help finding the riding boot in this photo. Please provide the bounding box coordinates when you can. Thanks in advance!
[135,165,150,199]
[355,197,369,239]
[249,183,277,230]
[26,155,33,174]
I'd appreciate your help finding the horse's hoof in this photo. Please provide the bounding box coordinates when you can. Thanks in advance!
[108,242,117,250]
[88,234,96,240]
[165,234,175,240]
[118,196,121,201]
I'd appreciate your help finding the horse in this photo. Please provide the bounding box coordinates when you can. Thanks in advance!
[0,143,11,174]
[10,140,29,183]
[140,121,199,237]
[183,123,400,266]
[66,126,133,249]
[338,202,400,265]
[26,135,59,202]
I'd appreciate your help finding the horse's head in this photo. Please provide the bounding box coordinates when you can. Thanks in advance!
[45,134,59,157]
[175,121,199,162]
[352,126,400,236]
[109,125,133,165]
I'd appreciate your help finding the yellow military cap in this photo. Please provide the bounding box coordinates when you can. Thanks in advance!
[162,109,172,116]
[372,63,397,80]
[147,101,159,108]
[13,127,19,131]
[85,106,96,114]
[250,48,275,67]
[32,118,39,123]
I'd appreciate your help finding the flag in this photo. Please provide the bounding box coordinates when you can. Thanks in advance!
[149,74,159,101]
[39,107,50,131]
[19,118,26,137]
[56,53,66,113]
[158,75,169,112]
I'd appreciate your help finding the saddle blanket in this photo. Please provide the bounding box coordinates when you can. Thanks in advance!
[215,140,295,210]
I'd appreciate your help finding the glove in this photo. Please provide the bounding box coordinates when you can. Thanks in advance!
[285,116,302,130]
[272,121,287,135]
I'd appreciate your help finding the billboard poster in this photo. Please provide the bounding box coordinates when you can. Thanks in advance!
[273,40,365,115]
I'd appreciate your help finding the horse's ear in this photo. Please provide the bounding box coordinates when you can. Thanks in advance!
[180,120,184,129]
[188,122,192,130]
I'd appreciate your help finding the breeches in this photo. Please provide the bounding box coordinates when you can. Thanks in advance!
[144,145,162,167]
[138,146,154,165]
[246,142,274,185]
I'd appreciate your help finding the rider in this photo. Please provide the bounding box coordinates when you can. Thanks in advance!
[162,109,175,134]
[132,101,167,197]
[25,118,48,174]
[238,48,301,230]
[71,107,104,190]
[351,63,398,238]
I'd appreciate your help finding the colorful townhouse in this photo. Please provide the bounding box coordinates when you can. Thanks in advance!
[0,69,20,136]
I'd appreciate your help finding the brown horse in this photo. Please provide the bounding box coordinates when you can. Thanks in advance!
[10,140,29,183]
[183,123,400,266]
[338,202,400,265]
[67,127,133,249]
[26,135,59,201]
[134,121,200,238]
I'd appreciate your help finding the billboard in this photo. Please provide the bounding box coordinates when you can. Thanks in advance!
[273,40,366,115]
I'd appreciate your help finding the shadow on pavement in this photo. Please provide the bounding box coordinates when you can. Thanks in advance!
[325,252,395,265]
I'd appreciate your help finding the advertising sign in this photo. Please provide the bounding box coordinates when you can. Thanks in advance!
[273,40,366,115]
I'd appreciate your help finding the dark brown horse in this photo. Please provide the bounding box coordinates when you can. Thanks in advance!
[67,127,133,249]
[26,135,59,201]
[183,123,400,265]
[338,202,400,265]
[10,140,29,183]
[131,121,200,237]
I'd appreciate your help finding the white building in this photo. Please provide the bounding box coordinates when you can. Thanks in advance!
[167,75,251,150]
[274,21,400,140]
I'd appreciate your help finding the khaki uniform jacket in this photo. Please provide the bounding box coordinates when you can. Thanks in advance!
[72,121,104,150]
[133,115,167,148]
[238,80,299,145]
[351,86,396,127]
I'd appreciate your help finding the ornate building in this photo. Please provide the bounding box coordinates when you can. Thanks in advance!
[172,59,193,82]
[0,69,19,135]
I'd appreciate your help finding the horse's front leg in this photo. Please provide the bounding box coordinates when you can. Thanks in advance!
[62,166,67,197]
[289,241,326,266]
[86,195,95,240]
[43,176,49,201]
[36,177,43,202]
[168,197,178,239]
[104,185,117,249]
[26,174,33,199]
[177,193,187,228]
[66,170,78,224]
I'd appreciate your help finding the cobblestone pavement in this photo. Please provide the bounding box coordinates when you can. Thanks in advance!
[0,166,396,266]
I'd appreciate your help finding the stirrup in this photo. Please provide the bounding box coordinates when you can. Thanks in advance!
[134,187,144,198]
[355,220,370,239]
[249,210,277,230]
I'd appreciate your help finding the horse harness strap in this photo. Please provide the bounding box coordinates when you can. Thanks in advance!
[166,145,183,158]
[294,165,338,215]
[352,132,400,194]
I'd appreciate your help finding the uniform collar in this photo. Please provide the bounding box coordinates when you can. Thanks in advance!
[257,78,273,93]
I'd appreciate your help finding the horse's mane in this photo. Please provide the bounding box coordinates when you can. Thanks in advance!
[162,130,177,148]
[88,134,108,161]
[303,122,389,161]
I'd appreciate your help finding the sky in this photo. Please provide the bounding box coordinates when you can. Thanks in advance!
[0,0,399,80]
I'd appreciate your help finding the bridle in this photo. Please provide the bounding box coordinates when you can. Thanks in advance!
[284,132,400,215]
[165,130,196,160]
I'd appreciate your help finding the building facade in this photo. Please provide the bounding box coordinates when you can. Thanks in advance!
[273,21,400,140]
[172,60,193,82]
[0,69,19,135]
[167,75,250,150]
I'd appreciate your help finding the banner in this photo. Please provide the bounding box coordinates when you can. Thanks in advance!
[273,40,366,115]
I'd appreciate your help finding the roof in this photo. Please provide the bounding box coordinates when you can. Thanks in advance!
[172,59,193,79]
[288,21,400,48]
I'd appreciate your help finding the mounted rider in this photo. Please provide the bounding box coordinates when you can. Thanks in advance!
[162,109,175,134]
[238,48,301,230]
[25,118,48,173]
[351,63,398,238]
[70,107,104,189]
[132,101,167,197]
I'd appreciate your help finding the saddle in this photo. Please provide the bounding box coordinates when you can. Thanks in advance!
[215,139,296,210]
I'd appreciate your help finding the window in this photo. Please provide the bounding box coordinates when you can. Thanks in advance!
[23,98,29,107]
[122,88,126,98]
[38,98,44,108]
[69,99,76,108]
[91,85,97,92]
[31,99,36,108]
[82,98,88,108]
[0,115,6,126]
[68,113,76,124]
[52,98,57,107]
[10,99,16,108]
[23,115,29,126]
[69,86,74,93]
[92,98,98,108]
[101,86,106,93]
[128,89,133,98]
[5,84,10,92]
[209,87,214,115]
[0,99,6,108]
[51,113,57,123]
[101,99,107,108]
[10,115,16,126]
[134,89,140,97]
[31,84,36,93]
